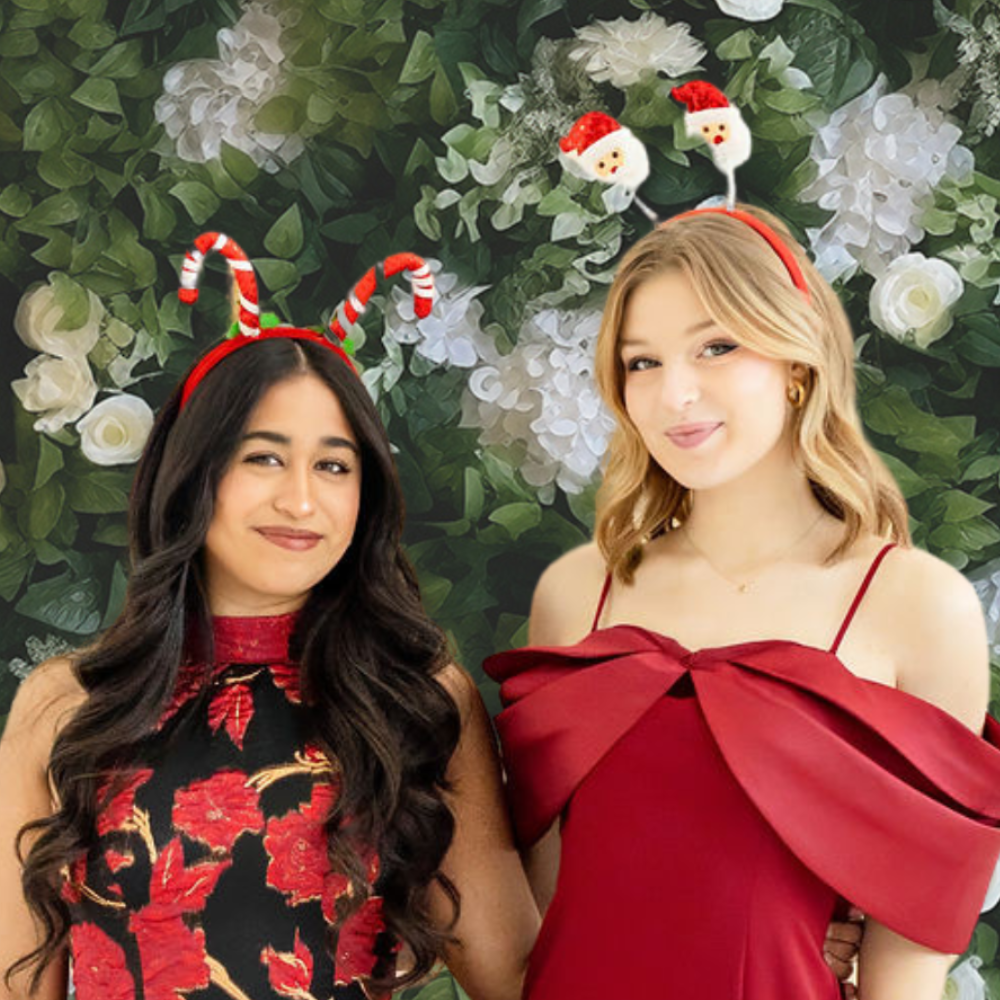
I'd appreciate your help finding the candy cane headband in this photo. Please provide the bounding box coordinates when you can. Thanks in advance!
[177,232,435,409]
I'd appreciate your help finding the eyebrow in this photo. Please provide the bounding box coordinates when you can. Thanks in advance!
[241,430,359,453]
[620,319,718,347]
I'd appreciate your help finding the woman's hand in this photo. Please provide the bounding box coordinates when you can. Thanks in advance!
[824,908,864,997]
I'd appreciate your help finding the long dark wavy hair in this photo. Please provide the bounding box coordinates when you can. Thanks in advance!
[12,336,461,991]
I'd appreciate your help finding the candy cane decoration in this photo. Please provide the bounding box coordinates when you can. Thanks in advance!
[329,252,435,342]
[178,232,260,338]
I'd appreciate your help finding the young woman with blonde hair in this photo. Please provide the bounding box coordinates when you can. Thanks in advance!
[487,205,1000,999]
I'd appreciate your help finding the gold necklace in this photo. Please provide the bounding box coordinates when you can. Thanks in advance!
[680,511,826,594]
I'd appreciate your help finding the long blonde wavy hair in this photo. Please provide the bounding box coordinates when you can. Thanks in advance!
[594,204,910,582]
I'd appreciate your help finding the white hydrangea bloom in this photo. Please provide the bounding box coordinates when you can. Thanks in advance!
[8,634,73,681]
[154,1,303,172]
[569,12,705,89]
[799,75,973,282]
[944,957,987,1000]
[970,557,1000,662]
[462,306,615,498]
[715,0,784,21]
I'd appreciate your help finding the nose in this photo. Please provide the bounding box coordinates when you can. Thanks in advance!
[274,463,316,518]
[658,360,701,412]
[713,134,724,145]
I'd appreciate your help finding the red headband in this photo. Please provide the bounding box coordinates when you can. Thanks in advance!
[176,233,435,409]
[666,207,812,305]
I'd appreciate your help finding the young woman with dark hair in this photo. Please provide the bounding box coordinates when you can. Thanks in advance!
[0,243,539,1000]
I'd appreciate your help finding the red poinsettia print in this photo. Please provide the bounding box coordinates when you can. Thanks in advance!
[61,854,89,904]
[130,914,210,1000]
[269,662,302,704]
[173,769,264,852]
[143,837,230,919]
[96,768,153,837]
[334,896,386,986]
[264,781,339,906]
[260,929,315,999]
[157,662,206,730]
[207,681,255,750]
[105,848,134,874]
[71,922,134,1000]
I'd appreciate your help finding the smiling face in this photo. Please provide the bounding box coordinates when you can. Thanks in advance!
[202,373,362,615]
[619,268,796,492]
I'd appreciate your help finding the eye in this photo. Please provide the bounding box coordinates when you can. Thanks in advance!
[597,160,606,170]
[244,452,282,467]
[701,341,738,359]
[624,356,659,372]
[719,124,726,132]
[612,149,620,159]
[702,125,710,134]
[317,458,352,475]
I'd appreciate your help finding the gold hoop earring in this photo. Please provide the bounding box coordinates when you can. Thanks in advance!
[787,381,806,408]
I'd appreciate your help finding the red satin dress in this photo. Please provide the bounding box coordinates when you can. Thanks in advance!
[485,543,1000,999]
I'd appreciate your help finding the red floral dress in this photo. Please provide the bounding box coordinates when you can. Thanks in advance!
[65,613,393,1000]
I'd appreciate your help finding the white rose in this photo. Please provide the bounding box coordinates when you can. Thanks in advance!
[715,0,784,21]
[77,394,155,466]
[869,253,963,349]
[944,957,986,1000]
[12,355,98,434]
[14,276,104,359]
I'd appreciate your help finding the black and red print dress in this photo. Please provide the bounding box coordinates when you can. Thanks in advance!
[65,612,394,1000]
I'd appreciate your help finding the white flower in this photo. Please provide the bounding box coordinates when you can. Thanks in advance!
[462,306,615,498]
[869,253,963,349]
[944,957,986,1000]
[12,355,98,434]
[76,394,155,466]
[154,1,302,172]
[7,633,73,681]
[800,75,973,281]
[382,262,499,369]
[15,276,104,359]
[569,12,705,89]
[715,0,784,21]
[970,557,1000,662]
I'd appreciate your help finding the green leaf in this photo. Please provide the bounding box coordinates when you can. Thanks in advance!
[400,30,437,84]
[220,141,259,187]
[34,436,64,490]
[37,146,94,189]
[0,29,39,57]
[87,40,143,79]
[255,258,299,292]
[22,190,83,226]
[168,181,220,225]
[0,184,32,217]
[264,204,304,259]
[876,451,929,499]
[939,490,994,523]
[67,472,131,514]
[962,455,1000,482]
[255,95,304,133]
[717,29,757,61]
[429,67,457,126]
[136,185,176,241]
[71,76,123,115]
[28,481,65,540]
[321,212,379,244]
[22,97,70,152]
[463,467,484,521]
[0,548,33,602]
[516,0,564,35]
[68,18,117,49]
[92,519,129,546]
[102,559,128,628]
[489,502,542,540]
[15,569,102,634]
[759,88,819,114]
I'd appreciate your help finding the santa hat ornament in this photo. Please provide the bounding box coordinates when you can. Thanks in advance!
[177,232,435,409]
[670,81,752,211]
[558,111,656,221]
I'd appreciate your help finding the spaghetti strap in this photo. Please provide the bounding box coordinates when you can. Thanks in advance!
[591,573,613,632]
[829,542,897,654]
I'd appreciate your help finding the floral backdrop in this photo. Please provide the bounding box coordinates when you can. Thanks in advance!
[1,0,999,996]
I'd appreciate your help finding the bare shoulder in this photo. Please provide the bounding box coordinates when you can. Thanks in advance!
[876,545,990,729]
[2,657,85,757]
[435,662,484,724]
[529,542,608,647]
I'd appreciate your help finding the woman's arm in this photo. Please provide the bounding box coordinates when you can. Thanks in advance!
[428,664,540,1000]
[0,659,80,1000]
[858,549,991,999]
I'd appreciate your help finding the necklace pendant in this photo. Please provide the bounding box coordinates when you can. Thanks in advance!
[737,581,750,594]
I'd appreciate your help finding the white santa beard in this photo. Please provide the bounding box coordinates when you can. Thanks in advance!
[710,121,752,174]
[580,132,650,192]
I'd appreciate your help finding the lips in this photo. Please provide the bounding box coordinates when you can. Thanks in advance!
[255,527,323,551]
[666,422,722,450]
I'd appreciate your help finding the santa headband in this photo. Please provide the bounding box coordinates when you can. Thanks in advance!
[557,81,811,303]
[176,232,435,408]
